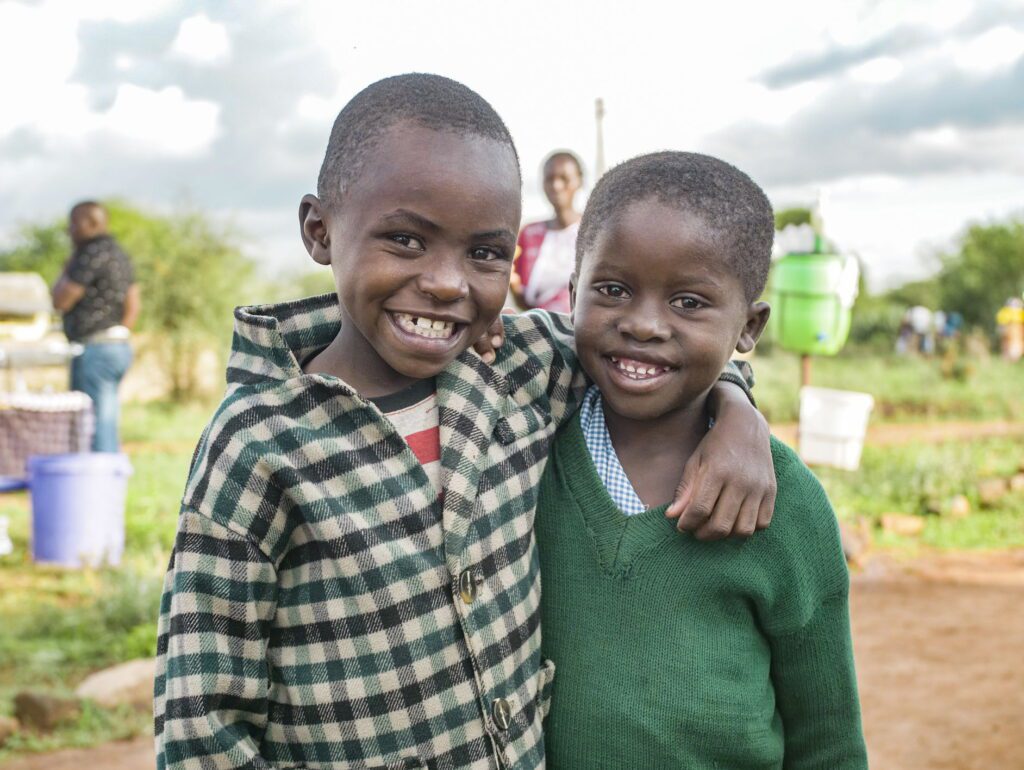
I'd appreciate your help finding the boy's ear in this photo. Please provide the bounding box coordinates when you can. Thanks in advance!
[569,272,578,322]
[736,301,770,354]
[299,194,331,266]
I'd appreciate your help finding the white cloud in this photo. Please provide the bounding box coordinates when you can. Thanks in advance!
[952,25,1024,73]
[98,84,221,155]
[911,125,960,148]
[0,2,79,137]
[849,56,905,84]
[170,13,232,65]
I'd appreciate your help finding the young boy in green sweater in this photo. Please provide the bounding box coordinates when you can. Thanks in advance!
[537,152,868,769]
[154,76,777,770]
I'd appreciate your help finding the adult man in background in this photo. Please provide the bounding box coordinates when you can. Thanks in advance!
[52,201,140,452]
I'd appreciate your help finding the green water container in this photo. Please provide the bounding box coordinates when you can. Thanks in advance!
[767,252,859,356]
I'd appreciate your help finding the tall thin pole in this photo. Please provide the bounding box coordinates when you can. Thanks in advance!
[594,98,606,178]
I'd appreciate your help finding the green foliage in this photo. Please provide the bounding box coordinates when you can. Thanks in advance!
[0,218,71,283]
[752,350,1023,424]
[936,217,1024,331]
[0,566,163,685]
[774,206,812,230]
[885,277,941,310]
[0,201,259,400]
[107,201,257,399]
[817,437,1024,550]
[847,292,905,351]
[0,700,150,761]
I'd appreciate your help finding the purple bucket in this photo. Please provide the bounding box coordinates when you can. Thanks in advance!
[28,453,132,568]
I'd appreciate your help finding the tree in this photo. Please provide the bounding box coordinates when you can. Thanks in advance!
[0,201,257,400]
[936,218,1024,331]
[774,206,812,231]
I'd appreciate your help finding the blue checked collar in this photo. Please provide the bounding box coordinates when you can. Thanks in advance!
[579,385,648,516]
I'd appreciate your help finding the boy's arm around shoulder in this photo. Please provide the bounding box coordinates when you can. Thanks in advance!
[667,361,776,540]
[154,406,283,769]
[761,440,868,769]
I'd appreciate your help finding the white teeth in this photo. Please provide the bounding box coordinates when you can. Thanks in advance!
[611,358,671,380]
[394,313,455,340]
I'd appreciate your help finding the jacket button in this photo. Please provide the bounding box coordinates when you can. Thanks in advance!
[492,697,512,730]
[459,568,478,604]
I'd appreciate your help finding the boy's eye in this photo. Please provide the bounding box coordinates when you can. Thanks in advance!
[671,296,704,310]
[597,284,630,299]
[389,234,425,250]
[469,246,508,262]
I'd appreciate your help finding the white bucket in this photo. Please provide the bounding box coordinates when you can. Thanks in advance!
[798,387,874,471]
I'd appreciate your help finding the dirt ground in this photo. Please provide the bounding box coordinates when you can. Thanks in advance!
[853,550,1024,770]
[4,550,1024,770]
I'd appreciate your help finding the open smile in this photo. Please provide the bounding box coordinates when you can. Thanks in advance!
[603,355,677,392]
[387,311,467,354]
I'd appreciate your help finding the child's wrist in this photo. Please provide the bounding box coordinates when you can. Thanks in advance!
[708,380,752,415]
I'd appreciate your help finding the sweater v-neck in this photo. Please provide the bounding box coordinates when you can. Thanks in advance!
[555,412,681,577]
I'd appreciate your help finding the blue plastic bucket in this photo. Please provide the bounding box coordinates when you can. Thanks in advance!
[28,453,133,568]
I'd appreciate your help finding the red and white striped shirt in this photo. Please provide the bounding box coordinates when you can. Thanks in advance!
[369,378,441,493]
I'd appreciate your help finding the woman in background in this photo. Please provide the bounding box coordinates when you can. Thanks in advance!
[511,150,583,313]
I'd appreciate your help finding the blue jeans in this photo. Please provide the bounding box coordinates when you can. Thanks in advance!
[70,342,133,452]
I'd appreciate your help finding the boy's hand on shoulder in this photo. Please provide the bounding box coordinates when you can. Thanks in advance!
[471,308,516,364]
[666,383,776,540]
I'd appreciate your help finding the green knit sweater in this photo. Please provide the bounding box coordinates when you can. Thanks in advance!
[537,414,867,769]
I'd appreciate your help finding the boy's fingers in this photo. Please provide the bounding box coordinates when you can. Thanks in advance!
[472,316,509,363]
[666,461,699,519]
[471,336,497,363]
[694,487,744,541]
[733,496,760,539]
[676,469,721,532]
[755,488,776,530]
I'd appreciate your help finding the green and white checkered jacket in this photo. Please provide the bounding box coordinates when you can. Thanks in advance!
[154,294,584,770]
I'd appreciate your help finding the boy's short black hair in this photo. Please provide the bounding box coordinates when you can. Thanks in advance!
[317,73,520,205]
[544,150,584,179]
[577,152,774,301]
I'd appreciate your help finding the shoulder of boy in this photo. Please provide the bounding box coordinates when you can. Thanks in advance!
[180,387,286,536]
[500,310,574,357]
[759,438,843,543]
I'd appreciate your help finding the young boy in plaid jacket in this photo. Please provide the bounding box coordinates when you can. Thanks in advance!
[154,74,776,770]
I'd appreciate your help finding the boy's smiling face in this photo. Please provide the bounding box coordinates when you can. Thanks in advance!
[301,122,521,395]
[571,199,768,422]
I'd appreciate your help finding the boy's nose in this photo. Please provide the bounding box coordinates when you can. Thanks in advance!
[417,258,469,303]
[618,310,671,342]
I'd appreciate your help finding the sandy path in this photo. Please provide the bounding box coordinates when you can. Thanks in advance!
[1,736,153,770]
[771,419,1024,447]
[853,551,1024,769]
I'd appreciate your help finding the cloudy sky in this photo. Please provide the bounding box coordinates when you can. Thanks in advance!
[1,0,1022,290]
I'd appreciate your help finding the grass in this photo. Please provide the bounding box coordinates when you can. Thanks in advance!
[0,355,1022,758]
[752,349,1024,424]
[815,437,1024,550]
